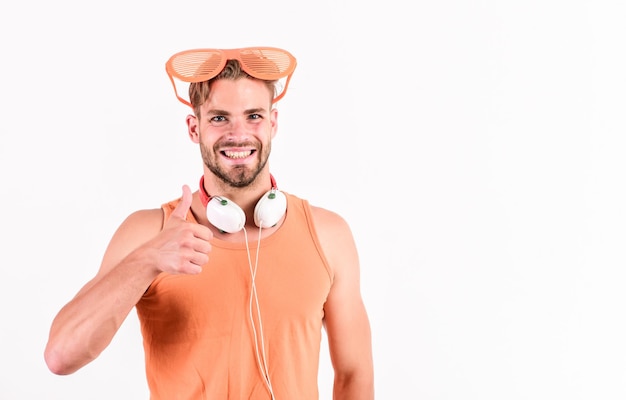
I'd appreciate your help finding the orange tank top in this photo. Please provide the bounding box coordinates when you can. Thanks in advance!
[135,193,333,399]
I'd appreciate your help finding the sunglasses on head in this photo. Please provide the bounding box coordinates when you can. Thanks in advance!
[165,47,297,108]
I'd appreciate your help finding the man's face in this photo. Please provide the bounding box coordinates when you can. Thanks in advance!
[195,78,277,188]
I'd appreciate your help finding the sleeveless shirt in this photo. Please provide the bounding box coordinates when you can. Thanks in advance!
[135,192,333,399]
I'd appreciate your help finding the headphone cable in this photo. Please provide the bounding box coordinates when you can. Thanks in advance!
[243,226,276,399]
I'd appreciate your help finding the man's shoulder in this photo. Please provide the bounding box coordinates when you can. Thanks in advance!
[283,192,347,225]
[97,207,164,275]
[118,207,165,237]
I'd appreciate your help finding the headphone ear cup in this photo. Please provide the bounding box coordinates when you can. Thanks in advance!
[206,197,246,233]
[254,190,287,228]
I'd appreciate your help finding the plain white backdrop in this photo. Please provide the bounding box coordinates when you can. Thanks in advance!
[1,0,625,399]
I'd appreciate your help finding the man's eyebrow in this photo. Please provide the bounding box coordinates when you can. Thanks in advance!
[205,108,268,117]
[205,109,231,116]
[244,107,268,115]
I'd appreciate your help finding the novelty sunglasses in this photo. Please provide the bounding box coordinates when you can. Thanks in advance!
[165,47,297,107]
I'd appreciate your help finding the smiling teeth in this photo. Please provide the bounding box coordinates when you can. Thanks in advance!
[225,150,251,159]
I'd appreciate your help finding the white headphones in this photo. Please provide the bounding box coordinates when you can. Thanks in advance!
[199,175,287,233]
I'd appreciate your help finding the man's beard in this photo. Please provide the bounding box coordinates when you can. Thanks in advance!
[200,140,270,188]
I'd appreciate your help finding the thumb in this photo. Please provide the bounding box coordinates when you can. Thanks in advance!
[170,184,192,220]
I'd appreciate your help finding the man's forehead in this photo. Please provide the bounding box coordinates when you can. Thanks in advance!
[210,78,272,97]
[203,79,273,111]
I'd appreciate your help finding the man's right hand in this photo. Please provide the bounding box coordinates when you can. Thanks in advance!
[146,184,213,275]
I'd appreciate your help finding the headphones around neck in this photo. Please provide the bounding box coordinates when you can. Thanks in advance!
[198,175,287,233]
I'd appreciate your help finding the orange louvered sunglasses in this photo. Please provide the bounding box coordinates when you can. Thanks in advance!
[165,47,297,108]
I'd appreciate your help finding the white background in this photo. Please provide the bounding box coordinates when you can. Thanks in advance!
[1,0,625,399]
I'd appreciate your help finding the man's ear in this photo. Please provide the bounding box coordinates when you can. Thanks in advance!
[186,114,200,143]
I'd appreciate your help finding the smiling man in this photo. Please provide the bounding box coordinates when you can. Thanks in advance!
[44,47,374,400]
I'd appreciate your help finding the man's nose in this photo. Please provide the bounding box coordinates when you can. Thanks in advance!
[227,117,249,138]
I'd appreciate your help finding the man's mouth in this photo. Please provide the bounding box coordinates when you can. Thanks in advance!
[222,150,254,159]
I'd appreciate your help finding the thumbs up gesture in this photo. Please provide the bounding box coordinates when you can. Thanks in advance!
[148,185,213,275]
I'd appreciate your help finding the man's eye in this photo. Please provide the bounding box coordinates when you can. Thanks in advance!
[249,114,261,120]
[210,116,228,126]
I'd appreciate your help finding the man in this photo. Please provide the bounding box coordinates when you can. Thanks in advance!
[45,47,374,399]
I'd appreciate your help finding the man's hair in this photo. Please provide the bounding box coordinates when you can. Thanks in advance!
[188,59,278,118]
